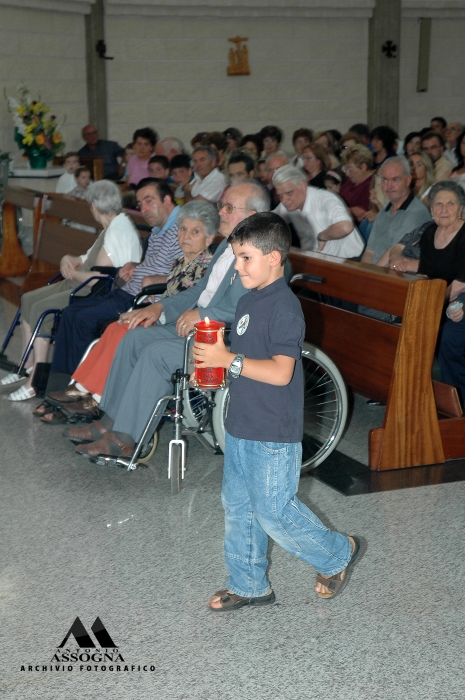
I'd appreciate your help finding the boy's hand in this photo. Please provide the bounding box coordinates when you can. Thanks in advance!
[192,329,233,369]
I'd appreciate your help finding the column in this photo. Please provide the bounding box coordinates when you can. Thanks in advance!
[85,0,108,138]
[367,0,401,131]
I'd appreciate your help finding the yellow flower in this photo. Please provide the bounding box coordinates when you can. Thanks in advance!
[52,132,62,144]
[23,133,34,146]
[36,133,45,145]
[16,106,26,116]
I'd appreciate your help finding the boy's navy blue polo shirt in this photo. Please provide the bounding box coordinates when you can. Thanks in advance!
[225,276,305,443]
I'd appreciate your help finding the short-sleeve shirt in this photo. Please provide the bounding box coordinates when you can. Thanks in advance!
[274,186,364,258]
[78,140,124,180]
[191,168,227,203]
[366,193,431,263]
[225,277,305,443]
[80,212,142,268]
[126,155,151,186]
[123,206,182,296]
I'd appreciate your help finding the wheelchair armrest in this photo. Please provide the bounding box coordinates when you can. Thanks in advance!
[132,283,168,308]
[47,272,64,286]
[90,266,119,275]
[69,274,114,303]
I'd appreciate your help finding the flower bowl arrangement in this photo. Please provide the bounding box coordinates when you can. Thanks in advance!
[6,85,65,169]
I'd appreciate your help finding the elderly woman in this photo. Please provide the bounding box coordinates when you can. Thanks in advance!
[409,150,435,204]
[44,201,218,418]
[340,145,375,240]
[2,181,142,401]
[301,143,331,189]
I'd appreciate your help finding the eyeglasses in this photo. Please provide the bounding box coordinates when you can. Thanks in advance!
[301,155,315,161]
[84,130,98,137]
[343,165,358,173]
[266,167,281,174]
[217,201,247,214]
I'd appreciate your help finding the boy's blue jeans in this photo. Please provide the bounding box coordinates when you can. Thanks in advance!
[222,432,352,598]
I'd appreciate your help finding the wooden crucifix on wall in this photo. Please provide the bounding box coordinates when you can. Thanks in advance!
[227,36,250,76]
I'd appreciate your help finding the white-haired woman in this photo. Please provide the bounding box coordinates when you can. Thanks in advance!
[43,200,218,419]
[1,180,142,400]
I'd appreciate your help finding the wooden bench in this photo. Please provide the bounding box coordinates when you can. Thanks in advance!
[289,248,465,471]
[21,193,102,294]
[0,186,39,278]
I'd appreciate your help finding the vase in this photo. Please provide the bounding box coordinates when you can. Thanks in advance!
[27,150,50,170]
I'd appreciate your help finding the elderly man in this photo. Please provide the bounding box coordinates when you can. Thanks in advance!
[155,137,184,160]
[273,165,364,258]
[444,122,464,166]
[264,152,289,207]
[421,131,453,180]
[361,156,431,265]
[65,181,271,457]
[78,125,124,181]
[49,178,181,378]
[184,146,226,204]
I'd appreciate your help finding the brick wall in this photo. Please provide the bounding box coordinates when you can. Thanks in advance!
[0,5,88,158]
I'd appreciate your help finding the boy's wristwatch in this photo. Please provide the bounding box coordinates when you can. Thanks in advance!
[229,354,245,379]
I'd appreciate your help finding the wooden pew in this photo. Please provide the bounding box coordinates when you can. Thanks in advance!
[0,186,39,278]
[22,193,102,294]
[289,248,465,471]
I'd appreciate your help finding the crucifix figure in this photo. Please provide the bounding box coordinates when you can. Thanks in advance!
[227,36,250,76]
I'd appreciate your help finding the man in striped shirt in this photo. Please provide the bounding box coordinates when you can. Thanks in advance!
[49,178,181,377]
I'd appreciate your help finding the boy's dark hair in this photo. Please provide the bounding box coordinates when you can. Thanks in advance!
[170,154,192,170]
[228,151,256,172]
[63,151,80,160]
[349,123,370,139]
[132,127,158,146]
[229,212,291,266]
[75,165,91,177]
[135,177,175,203]
[149,155,169,169]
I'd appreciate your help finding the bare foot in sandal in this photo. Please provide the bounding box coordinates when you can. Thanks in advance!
[315,536,361,599]
[207,589,275,612]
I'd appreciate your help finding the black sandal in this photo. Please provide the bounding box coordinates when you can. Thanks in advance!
[315,536,362,599]
[33,402,53,417]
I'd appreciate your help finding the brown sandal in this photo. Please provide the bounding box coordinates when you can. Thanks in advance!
[315,536,361,599]
[62,421,109,444]
[75,433,134,458]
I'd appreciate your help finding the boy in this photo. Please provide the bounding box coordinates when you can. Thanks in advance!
[170,153,196,205]
[68,165,92,201]
[148,155,170,180]
[192,212,361,611]
[56,152,80,194]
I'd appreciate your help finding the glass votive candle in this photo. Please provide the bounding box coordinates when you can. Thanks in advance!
[194,318,226,389]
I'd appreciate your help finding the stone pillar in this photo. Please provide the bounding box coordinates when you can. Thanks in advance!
[367,0,401,131]
[85,0,108,138]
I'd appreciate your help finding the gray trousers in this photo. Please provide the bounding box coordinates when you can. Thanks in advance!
[100,324,186,442]
[21,280,87,332]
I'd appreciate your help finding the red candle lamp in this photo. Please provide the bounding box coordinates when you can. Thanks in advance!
[193,317,226,389]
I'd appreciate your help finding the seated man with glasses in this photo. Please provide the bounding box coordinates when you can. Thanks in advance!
[64,181,271,459]
[48,178,182,382]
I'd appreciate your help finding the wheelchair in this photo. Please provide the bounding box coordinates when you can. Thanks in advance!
[91,274,349,495]
[0,266,118,381]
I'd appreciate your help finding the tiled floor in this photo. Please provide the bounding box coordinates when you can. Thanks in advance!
[1,296,464,700]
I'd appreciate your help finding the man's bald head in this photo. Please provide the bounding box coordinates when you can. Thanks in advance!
[217,181,270,238]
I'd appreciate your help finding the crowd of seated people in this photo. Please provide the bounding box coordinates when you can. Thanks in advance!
[5,113,465,455]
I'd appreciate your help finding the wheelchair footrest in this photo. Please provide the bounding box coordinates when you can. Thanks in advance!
[0,357,21,374]
[86,455,148,470]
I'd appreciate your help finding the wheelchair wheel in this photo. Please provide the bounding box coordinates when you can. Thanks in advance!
[182,386,217,450]
[137,431,159,463]
[300,342,348,472]
[211,388,229,454]
[212,343,347,472]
